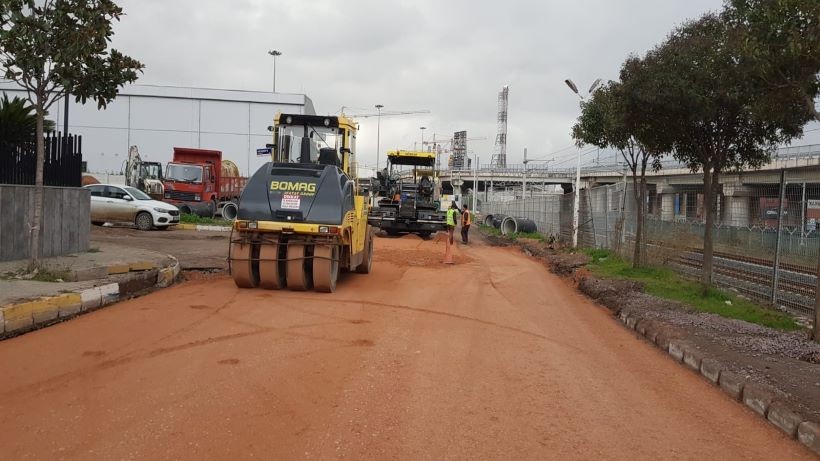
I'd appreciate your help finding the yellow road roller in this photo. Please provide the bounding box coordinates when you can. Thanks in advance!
[229,113,373,292]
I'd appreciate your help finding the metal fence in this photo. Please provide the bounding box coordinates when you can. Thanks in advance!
[0,133,83,187]
[481,171,819,318]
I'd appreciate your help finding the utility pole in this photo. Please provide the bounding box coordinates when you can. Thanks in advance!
[420,126,427,151]
[522,147,528,198]
[375,104,383,171]
[473,155,478,213]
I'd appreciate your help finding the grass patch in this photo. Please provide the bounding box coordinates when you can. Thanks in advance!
[582,249,800,331]
[180,214,232,226]
[508,231,544,242]
[87,247,101,253]
[0,266,71,282]
[478,224,545,242]
[478,224,502,236]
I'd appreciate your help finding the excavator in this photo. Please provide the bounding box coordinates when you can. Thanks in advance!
[125,146,164,200]
[228,113,373,292]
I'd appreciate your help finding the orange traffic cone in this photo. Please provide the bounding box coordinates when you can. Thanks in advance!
[444,234,455,264]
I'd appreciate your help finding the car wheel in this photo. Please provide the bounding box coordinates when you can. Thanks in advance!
[135,212,154,231]
[92,221,105,226]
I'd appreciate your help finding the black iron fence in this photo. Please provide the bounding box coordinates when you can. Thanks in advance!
[0,133,83,187]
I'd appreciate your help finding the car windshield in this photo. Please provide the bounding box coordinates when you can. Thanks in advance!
[166,163,203,183]
[123,186,151,200]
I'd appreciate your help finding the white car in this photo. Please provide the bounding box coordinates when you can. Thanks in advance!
[85,184,180,230]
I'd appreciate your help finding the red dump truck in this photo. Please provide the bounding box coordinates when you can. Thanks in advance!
[162,147,247,218]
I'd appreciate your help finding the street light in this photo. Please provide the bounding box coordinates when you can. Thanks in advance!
[565,78,602,248]
[419,126,427,152]
[267,50,282,93]
[375,104,384,171]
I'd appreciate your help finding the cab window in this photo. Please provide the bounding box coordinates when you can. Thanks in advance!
[87,185,104,197]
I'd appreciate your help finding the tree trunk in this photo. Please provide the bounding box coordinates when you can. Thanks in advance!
[27,103,45,271]
[639,174,648,266]
[701,168,719,292]
[631,171,642,267]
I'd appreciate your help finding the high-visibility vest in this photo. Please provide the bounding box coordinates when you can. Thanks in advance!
[446,208,457,226]
[462,210,472,226]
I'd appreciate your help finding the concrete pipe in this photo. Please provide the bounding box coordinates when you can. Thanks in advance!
[221,201,239,221]
[491,214,507,229]
[177,204,192,215]
[483,214,495,227]
[501,216,538,235]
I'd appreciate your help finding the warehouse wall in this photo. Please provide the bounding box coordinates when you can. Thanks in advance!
[0,83,314,177]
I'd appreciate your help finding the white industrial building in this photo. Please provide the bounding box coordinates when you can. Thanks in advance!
[0,82,315,176]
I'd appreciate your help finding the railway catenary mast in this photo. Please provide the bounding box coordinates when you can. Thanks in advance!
[491,85,509,168]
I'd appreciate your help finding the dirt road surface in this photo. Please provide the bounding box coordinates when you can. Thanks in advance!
[0,235,812,459]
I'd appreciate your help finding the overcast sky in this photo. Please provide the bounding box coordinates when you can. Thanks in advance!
[112,0,819,171]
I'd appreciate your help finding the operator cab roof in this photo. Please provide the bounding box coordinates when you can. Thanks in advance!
[387,150,436,167]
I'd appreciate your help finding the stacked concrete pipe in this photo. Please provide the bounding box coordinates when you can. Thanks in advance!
[501,216,538,235]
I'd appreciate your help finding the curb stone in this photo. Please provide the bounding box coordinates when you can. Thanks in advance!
[798,422,820,454]
[0,257,180,340]
[768,402,804,437]
[177,223,232,232]
[699,358,722,384]
[667,340,685,362]
[612,309,819,455]
[743,383,776,417]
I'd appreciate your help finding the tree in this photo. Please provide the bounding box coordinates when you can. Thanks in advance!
[634,14,806,290]
[724,0,820,123]
[0,94,55,146]
[0,0,143,269]
[571,80,664,267]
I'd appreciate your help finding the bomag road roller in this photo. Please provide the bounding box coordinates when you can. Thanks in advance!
[229,113,373,292]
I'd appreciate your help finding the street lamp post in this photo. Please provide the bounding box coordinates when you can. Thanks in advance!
[522,147,528,198]
[565,78,602,248]
[375,104,384,171]
[267,50,282,93]
[420,126,427,152]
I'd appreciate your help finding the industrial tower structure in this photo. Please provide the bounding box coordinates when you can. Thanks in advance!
[491,85,509,168]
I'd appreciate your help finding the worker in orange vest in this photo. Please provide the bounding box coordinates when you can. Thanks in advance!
[461,205,472,244]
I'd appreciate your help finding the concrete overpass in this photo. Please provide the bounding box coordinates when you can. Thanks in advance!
[438,144,820,228]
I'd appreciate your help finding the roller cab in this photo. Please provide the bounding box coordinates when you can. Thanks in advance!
[230,114,372,292]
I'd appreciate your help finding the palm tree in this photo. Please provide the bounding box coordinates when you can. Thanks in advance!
[0,95,56,146]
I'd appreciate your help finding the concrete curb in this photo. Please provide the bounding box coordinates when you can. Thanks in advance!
[0,257,180,340]
[615,308,820,456]
[177,223,232,232]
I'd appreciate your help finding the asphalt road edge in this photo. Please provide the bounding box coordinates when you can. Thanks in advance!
[0,257,181,341]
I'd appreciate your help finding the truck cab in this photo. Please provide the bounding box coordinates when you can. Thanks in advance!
[162,148,222,216]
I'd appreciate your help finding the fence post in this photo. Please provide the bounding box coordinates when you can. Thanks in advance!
[772,169,786,305]
[604,186,610,249]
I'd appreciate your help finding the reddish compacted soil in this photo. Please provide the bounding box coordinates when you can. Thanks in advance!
[0,235,812,459]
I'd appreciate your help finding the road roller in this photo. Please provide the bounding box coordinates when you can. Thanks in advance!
[229,113,373,292]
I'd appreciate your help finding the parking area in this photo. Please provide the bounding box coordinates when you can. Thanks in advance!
[91,226,230,271]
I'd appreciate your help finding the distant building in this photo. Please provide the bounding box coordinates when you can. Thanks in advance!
[0,82,316,176]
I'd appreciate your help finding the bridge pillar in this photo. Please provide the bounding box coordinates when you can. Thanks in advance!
[660,193,675,221]
[723,182,753,227]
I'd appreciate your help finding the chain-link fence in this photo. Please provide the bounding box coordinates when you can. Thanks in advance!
[480,172,818,318]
